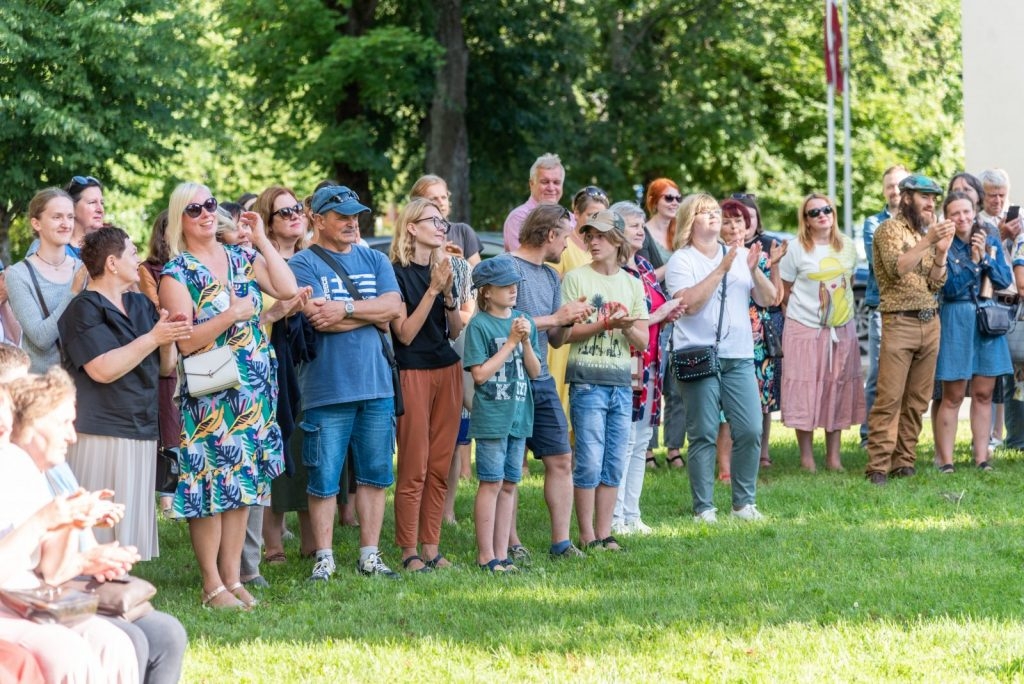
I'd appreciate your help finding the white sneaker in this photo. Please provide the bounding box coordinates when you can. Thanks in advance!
[628,519,653,535]
[611,522,630,536]
[731,504,765,521]
[309,555,336,582]
[693,508,718,523]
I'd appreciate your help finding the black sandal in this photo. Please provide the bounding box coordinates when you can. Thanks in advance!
[402,555,431,573]
[666,453,685,469]
[645,456,660,469]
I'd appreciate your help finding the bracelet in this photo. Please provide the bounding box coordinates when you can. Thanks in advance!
[443,300,457,311]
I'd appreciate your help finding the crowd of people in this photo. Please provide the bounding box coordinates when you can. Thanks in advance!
[1,157,1020,680]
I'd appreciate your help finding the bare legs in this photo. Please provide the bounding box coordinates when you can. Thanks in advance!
[189,506,249,607]
[935,377,995,467]
[796,429,844,471]
[475,480,516,565]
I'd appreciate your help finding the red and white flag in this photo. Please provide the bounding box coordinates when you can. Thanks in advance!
[824,0,844,94]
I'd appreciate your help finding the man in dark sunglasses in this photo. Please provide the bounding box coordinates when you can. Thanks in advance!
[503,153,571,252]
[864,173,952,486]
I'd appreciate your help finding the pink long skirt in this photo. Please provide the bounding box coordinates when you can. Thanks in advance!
[780,318,866,431]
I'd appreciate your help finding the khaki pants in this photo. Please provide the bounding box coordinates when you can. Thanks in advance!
[865,313,940,474]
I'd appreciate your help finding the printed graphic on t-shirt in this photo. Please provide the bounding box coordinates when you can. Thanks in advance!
[479,336,529,403]
[807,257,851,327]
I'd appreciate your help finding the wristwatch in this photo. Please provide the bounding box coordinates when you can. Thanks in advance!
[344,301,356,318]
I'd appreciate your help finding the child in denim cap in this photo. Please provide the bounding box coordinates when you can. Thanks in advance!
[463,256,540,572]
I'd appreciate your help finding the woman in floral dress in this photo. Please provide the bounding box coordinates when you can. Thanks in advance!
[160,181,298,609]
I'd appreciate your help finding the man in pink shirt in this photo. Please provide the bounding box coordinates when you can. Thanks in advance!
[503,153,568,251]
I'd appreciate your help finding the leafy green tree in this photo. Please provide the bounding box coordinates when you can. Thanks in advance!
[0,0,214,262]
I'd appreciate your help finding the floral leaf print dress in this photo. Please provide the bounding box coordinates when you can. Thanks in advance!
[163,246,284,518]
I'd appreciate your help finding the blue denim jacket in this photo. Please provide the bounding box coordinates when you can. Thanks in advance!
[862,207,890,308]
[940,234,1012,302]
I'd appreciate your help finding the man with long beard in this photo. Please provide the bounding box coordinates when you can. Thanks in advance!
[865,174,954,485]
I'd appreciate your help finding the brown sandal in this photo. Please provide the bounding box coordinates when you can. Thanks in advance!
[264,551,287,565]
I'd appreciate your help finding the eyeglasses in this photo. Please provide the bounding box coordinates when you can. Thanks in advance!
[183,197,218,218]
[662,194,682,203]
[415,216,451,234]
[67,175,101,194]
[271,203,303,219]
[313,189,360,214]
[805,206,834,219]
[573,186,609,207]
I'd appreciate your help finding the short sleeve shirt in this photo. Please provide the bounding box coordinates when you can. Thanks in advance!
[289,245,401,410]
[510,256,561,380]
[58,290,160,439]
[392,262,460,370]
[561,266,648,386]
[778,237,858,328]
[463,310,537,439]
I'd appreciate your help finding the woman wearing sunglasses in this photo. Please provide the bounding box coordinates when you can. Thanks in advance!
[388,197,466,572]
[159,182,298,609]
[7,188,88,372]
[777,194,864,472]
[249,186,315,576]
[666,194,777,523]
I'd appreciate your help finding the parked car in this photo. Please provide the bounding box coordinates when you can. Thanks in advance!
[364,230,505,260]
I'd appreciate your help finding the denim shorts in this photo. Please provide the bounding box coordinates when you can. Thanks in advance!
[526,376,572,458]
[475,436,527,483]
[300,398,395,497]
[569,383,631,489]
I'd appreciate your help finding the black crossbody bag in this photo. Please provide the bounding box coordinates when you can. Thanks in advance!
[670,252,728,382]
[308,245,404,416]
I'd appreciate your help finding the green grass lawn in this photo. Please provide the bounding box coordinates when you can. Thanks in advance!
[136,421,1024,682]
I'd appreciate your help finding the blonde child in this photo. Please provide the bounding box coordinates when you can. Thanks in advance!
[463,256,540,572]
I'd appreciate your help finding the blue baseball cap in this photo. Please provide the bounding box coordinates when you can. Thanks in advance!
[472,255,523,289]
[311,185,370,216]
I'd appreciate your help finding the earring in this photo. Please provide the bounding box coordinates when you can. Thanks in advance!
[112,269,118,275]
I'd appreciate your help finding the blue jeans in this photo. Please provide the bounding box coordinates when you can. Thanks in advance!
[569,383,631,489]
[861,309,881,442]
[300,398,395,496]
[475,436,527,483]
[681,358,762,514]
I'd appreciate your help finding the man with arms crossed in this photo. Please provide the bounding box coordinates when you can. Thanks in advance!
[865,174,953,485]
[510,203,594,557]
[289,185,403,580]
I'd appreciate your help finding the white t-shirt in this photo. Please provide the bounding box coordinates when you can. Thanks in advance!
[665,246,755,359]
[778,237,858,328]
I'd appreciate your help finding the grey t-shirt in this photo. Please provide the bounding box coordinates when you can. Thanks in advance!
[511,256,561,380]
[448,222,483,260]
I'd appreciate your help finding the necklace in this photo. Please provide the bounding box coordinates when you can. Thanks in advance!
[34,251,68,268]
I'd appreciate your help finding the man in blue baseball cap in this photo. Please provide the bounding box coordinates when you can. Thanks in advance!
[865,173,954,485]
[288,185,404,580]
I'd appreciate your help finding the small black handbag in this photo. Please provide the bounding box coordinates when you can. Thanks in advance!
[671,266,727,383]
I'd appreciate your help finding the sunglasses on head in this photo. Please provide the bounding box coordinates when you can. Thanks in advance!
[67,175,101,194]
[271,203,303,219]
[662,194,682,203]
[573,185,609,206]
[805,205,834,219]
[314,189,360,214]
[184,197,218,219]
[731,192,757,201]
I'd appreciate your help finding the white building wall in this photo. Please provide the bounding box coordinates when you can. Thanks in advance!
[962,0,1024,189]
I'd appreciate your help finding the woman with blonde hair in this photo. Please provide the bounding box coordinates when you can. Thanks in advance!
[159,182,298,609]
[778,193,864,471]
[388,197,465,571]
[666,193,777,523]
[409,175,483,265]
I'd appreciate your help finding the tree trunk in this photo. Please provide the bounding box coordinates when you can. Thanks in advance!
[425,0,470,224]
[0,207,12,267]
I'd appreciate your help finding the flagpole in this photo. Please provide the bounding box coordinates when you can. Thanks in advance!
[826,1,836,202]
[841,0,852,237]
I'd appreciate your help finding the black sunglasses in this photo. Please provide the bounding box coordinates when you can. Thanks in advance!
[731,192,757,201]
[314,189,360,214]
[415,216,451,234]
[805,205,834,219]
[184,197,218,218]
[271,203,303,219]
[662,194,683,203]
